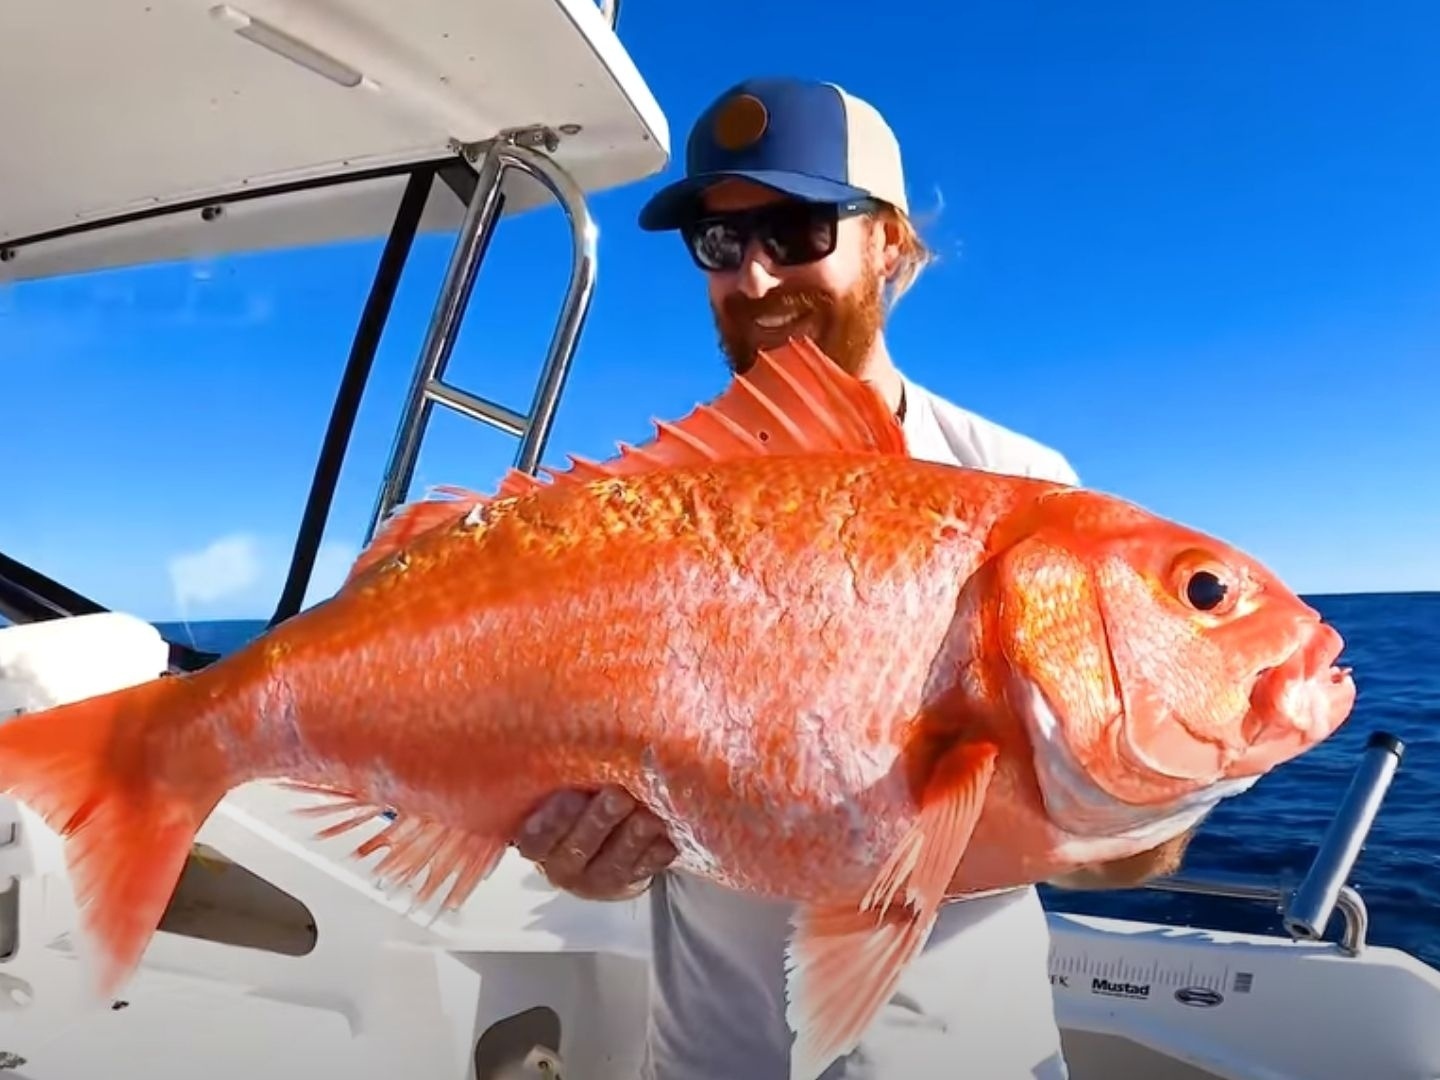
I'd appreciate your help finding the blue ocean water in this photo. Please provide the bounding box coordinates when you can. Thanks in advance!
[153,590,1440,967]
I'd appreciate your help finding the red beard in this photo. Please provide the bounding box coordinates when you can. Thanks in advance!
[714,261,885,377]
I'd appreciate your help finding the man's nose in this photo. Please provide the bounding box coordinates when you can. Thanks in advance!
[734,240,782,299]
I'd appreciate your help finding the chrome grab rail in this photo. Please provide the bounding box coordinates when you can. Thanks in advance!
[1141,730,1404,957]
[366,134,598,543]
[506,141,600,476]
[1143,871,1371,957]
[1284,731,1403,944]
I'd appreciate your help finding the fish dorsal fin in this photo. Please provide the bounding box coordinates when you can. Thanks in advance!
[344,485,491,585]
[343,337,906,585]
[495,337,906,496]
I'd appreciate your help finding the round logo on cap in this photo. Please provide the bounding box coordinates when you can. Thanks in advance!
[712,93,768,151]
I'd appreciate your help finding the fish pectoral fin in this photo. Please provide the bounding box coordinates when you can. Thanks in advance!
[783,739,998,1080]
[861,740,999,916]
[286,784,506,912]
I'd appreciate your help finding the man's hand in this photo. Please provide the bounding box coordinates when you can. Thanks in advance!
[515,785,678,901]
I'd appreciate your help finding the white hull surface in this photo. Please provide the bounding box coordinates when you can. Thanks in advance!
[1,614,1437,1080]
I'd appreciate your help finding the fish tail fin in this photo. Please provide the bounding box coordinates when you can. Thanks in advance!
[0,677,220,999]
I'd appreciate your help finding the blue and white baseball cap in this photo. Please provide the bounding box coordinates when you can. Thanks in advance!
[637,76,910,231]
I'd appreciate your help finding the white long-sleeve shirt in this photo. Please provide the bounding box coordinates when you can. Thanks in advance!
[640,372,1078,1080]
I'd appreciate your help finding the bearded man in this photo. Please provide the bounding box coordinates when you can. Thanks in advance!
[514,76,1193,1079]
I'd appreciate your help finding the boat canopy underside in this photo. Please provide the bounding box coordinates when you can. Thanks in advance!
[0,0,668,284]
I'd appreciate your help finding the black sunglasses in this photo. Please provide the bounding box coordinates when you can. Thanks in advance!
[679,198,878,272]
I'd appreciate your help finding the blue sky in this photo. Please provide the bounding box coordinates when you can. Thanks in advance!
[4,1,1437,623]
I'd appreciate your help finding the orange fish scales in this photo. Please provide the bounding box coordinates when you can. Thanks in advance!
[333,458,969,890]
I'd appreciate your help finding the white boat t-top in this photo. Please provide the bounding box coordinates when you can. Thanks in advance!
[1,2,1437,1077]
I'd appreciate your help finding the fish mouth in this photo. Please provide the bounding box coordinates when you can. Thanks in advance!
[1237,619,1356,773]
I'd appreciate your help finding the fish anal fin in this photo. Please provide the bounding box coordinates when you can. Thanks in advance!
[290,787,506,912]
[783,738,998,1080]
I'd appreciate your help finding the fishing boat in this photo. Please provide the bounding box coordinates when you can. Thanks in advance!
[1,1,1437,1077]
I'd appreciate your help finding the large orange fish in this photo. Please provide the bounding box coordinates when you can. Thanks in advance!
[0,339,1355,1080]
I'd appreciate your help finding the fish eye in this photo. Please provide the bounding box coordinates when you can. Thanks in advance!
[1168,551,1241,616]
[1185,570,1229,612]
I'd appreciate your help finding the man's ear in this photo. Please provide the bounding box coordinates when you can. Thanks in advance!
[872,211,904,278]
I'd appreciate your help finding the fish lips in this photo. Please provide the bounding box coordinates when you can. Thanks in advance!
[1234,619,1356,775]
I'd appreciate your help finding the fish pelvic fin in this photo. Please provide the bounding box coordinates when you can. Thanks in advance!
[343,336,907,586]
[285,783,507,915]
[0,677,223,1001]
[783,738,998,1080]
